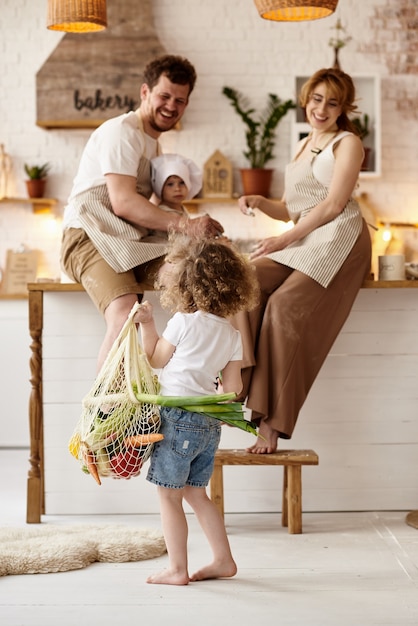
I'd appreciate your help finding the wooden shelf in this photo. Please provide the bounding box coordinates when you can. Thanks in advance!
[183,197,283,213]
[0,197,58,213]
[0,293,28,300]
[184,197,280,204]
[184,197,237,212]
[186,197,238,203]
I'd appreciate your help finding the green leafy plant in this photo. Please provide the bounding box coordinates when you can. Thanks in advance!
[328,18,352,51]
[351,113,370,141]
[24,163,50,180]
[222,87,296,169]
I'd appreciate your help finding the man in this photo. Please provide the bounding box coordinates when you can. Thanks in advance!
[61,55,223,371]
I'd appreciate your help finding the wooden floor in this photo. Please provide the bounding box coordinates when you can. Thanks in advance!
[1,448,418,626]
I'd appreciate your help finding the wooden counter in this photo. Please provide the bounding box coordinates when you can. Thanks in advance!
[26,280,418,523]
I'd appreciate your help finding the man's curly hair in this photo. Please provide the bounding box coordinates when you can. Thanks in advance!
[157,235,260,318]
[143,55,197,94]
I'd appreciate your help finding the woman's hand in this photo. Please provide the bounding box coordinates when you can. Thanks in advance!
[238,195,263,216]
[238,194,289,222]
[250,235,287,260]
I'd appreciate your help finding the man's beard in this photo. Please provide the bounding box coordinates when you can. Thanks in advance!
[150,112,177,133]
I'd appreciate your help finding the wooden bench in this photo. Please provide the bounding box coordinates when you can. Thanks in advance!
[210,449,319,534]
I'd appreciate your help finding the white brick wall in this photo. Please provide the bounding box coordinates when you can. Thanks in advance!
[1,0,418,278]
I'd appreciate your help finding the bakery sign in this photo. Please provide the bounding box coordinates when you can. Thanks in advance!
[36,0,166,129]
[73,90,138,116]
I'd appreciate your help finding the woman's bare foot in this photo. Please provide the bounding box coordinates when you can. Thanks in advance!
[190,558,237,582]
[246,419,278,454]
[147,568,190,586]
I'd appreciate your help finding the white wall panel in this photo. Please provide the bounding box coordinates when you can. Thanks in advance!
[36,287,418,515]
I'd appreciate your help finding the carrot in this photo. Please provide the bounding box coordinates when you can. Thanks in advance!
[82,447,101,485]
[123,433,164,447]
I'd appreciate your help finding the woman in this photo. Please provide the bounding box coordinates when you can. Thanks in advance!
[233,67,372,454]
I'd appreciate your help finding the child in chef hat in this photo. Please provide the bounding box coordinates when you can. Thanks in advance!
[151,153,202,220]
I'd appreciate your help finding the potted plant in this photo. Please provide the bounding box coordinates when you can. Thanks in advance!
[352,113,370,141]
[328,18,352,69]
[351,114,371,170]
[24,162,50,198]
[222,86,296,196]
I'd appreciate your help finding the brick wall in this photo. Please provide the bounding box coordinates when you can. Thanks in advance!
[362,0,418,78]
[1,0,417,278]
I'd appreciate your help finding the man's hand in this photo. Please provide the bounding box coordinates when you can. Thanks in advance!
[185,214,224,238]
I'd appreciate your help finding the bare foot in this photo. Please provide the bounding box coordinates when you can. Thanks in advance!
[246,419,278,454]
[146,568,190,586]
[190,558,237,582]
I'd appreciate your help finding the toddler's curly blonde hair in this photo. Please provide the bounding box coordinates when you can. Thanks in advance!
[156,234,260,318]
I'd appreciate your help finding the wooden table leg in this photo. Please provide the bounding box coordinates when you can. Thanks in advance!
[26,288,44,523]
[282,466,288,528]
[287,465,302,534]
[210,464,224,518]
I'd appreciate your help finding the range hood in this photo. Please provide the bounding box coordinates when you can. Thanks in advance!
[36,0,166,129]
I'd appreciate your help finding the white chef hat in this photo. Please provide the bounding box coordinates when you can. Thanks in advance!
[151,153,202,200]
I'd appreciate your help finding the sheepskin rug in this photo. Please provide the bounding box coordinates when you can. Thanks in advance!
[0,524,166,576]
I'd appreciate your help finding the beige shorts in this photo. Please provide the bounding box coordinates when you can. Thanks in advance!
[60,228,164,314]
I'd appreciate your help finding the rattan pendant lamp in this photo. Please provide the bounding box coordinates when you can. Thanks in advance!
[254,0,339,21]
[47,0,107,33]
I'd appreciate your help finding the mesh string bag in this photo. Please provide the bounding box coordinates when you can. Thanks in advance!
[68,301,162,485]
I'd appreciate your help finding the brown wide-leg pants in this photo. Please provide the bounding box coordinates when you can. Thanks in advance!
[231,220,372,439]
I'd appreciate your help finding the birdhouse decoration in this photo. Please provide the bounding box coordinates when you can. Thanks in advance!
[203,150,233,198]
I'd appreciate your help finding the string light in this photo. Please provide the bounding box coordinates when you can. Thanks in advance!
[382,223,392,243]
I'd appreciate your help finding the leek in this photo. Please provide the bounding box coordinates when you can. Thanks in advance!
[133,391,237,406]
[134,391,258,437]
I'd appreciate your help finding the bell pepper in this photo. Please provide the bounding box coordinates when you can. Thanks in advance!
[109,446,144,478]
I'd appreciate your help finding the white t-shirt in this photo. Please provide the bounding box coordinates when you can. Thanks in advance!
[63,111,158,229]
[159,310,242,397]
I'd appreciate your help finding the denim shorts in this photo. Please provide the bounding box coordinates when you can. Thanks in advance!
[146,406,222,489]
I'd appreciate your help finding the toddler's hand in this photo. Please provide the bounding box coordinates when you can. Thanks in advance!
[134,300,153,324]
